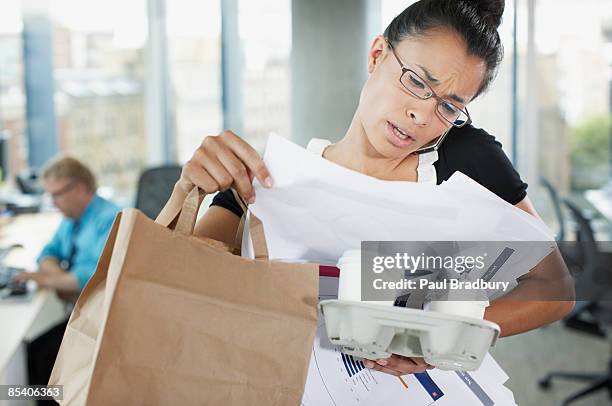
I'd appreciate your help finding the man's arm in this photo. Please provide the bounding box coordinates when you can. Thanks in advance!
[37,221,68,265]
[17,220,81,295]
[15,257,80,294]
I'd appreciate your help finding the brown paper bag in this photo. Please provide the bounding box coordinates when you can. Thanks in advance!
[49,188,319,405]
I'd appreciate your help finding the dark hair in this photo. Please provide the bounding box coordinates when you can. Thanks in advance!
[383,0,505,99]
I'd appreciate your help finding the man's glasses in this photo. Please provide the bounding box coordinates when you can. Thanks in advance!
[385,39,472,128]
[47,181,77,200]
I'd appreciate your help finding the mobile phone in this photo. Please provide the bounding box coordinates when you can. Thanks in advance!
[413,128,451,155]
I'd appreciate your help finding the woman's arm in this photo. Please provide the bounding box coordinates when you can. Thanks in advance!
[366,195,576,376]
[484,196,575,337]
[193,206,242,245]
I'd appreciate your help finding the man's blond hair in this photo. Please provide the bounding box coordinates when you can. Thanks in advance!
[42,156,97,193]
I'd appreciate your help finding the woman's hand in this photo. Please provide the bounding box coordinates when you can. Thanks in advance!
[363,355,434,376]
[177,130,273,203]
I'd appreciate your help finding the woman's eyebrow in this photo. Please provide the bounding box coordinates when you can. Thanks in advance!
[416,64,440,84]
[417,64,466,105]
[448,94,466,104]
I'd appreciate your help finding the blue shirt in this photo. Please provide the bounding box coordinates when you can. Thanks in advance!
[38,195,121,290]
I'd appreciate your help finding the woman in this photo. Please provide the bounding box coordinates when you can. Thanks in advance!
[159,0,575,376]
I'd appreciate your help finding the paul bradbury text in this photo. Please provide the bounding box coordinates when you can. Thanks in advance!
[372,278,511,292]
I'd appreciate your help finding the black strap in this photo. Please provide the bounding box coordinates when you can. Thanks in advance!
[65,220,81,270]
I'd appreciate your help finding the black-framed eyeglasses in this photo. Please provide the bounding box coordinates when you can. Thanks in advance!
[385,39,472,129]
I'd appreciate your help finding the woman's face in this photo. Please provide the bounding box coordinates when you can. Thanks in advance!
[358,28,487,159]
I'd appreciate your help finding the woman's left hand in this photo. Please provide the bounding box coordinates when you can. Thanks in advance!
[363,355,434,376]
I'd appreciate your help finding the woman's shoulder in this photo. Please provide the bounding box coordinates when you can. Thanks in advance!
[435,124,528,205]
[440,124,500,151]
[436,124,505,173]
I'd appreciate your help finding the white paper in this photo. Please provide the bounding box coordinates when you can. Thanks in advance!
[249,135,555,269]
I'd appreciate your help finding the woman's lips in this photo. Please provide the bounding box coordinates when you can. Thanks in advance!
[385,121,416,148]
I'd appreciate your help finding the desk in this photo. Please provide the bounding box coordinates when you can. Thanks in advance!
[0,212,62,403]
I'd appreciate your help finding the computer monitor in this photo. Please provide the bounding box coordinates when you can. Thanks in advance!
[0,131,7,181]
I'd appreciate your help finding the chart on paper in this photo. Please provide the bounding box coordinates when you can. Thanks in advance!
[300,320,444,406]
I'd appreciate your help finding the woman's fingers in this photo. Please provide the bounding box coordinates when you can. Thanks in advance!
[219,130,273,189]
[389,356,432,369]
[182,158,220,194]
[383,356,428,374]
[179,130,272,201]
[215,145,257,203]
[363,360,405,376]
[194,147,234,192]
[363,355,433,376]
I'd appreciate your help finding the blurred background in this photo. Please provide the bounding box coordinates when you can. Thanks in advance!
[0,0,610,211]
[1,1,612,404]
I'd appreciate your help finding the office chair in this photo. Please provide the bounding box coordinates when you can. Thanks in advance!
[538,177,586,277]
[538,199,612,405]
[540,177,566,241]
[134,165,182,220]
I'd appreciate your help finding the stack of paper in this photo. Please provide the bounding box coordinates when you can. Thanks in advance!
[247,135,554,267]
[245,135,552,405]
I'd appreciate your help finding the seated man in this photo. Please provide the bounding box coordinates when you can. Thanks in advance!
[15,156,119,397]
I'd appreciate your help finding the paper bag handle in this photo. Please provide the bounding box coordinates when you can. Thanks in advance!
[227,189,271,261]
[174,187,206,235]
[231,189,248,250]
[174,187,269,260]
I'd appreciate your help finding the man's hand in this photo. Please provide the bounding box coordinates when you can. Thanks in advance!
[363,355,434,376]
[14,269,79,296]
[14,271,54,287]
[14,257,62,287]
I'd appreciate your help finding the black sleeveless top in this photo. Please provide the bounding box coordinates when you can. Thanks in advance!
[210,125,528,218]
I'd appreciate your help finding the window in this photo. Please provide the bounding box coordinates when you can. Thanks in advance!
[50,0,147,203]
[169,0,292,157]
[167,0,223,163]
[534,0,612,193]
[0,0,26,180]
[239,0,292,152]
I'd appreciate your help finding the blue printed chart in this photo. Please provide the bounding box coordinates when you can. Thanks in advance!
[340,353,365,378]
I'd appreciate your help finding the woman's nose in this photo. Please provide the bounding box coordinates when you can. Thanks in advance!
[406,98,437,126]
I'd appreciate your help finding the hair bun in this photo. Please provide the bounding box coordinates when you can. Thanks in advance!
[464,0,505,29]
